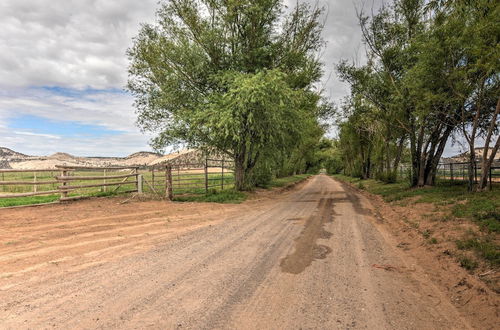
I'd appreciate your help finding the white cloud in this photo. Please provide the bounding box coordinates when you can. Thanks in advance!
[2,0,416,157]
[13,131,61,139]
[0,0,158,89]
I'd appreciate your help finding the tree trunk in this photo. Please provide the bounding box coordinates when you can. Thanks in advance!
[467,146,475,192]
[234,158,245,191]
[392,136,405,173]
[410,131,419,186]
[478,135,500,191]
[417,153,426,187]
[424,126,453,186]
[477,98,500,191]
[234,148,246,191]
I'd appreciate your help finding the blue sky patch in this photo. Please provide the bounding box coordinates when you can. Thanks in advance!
[36,86,127,98]
[9,115,125,138]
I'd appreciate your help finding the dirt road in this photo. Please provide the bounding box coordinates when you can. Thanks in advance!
[0,175,472,329]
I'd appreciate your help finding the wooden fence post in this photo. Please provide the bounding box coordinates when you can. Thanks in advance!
[137,174,143,194]
[204,158,208,194]
[221,159,224,190]
[134,168,139,193]
[166,165,173,201]
[103,169,107,192]
[33,172,37,193]
[60,169,68,200]
[450,163,453,181]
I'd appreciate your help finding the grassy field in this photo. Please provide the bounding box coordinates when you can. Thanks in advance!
[333,174,499,272]
[0,169,139,208]
[0,170,310,207]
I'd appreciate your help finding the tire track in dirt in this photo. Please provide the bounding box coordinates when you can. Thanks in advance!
[0,175,475,329]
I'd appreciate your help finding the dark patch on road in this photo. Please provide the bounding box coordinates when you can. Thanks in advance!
[334,180,372,216]
[280,198,335,274]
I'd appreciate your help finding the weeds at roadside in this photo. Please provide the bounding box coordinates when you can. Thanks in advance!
[265,174,312,188]
[422,229,431,239]
[458,255,479,271]
[173,189,247,203]
[456,236,499,267]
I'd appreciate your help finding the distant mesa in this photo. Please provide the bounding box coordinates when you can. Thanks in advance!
[126,151,162,159]
[0,147,205,170]
[49,152,76,160]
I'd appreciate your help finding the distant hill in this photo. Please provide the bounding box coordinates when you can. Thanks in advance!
[442,147,500,163]
[0,147,165,169]
[0,147,31,159]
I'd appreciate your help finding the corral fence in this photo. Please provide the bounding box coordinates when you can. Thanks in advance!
[0,158,234,206]
[0,165,140,203]
[398,161,500,189]
[142,158,235,200]
[56,165,140,201]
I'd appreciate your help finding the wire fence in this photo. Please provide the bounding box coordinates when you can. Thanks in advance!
[398,161,500,189]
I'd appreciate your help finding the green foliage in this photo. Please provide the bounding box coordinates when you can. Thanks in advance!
[128,0,328,190]
[267,174,311,188]
[0,195,60,208]
[251,158,275,188]
[376,171,398,184]
[336,0,500,188]
[173,189,246,204]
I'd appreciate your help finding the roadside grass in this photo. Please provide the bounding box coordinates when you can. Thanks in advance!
[0,194,60,207]
[266,174,312,188]
[333,174,500,270]
[456,235,499,267]
[173,189,247,203]
[0,190,128,208]
[173,173,312,203]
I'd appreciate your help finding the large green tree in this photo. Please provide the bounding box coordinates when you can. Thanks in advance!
[337,0,499,189]
[128,0,326,190]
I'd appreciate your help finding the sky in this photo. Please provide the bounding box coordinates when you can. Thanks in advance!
[0,0,464,157]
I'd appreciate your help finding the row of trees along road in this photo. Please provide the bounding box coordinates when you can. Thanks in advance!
[128,0,330,191]
[336,0,499,191]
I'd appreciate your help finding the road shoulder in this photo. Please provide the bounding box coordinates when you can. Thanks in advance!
[332,177,499,330]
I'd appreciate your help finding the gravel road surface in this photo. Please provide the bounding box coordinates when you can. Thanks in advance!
[0,175,470,329]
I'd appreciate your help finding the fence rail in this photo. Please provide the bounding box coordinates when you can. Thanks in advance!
[0,169,65,199]
[398,161,500,189]
[144,158,234,200]
[0,158,235,206]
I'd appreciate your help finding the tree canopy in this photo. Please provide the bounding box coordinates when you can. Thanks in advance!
[128,0,328,190]
[335,0,499,189]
